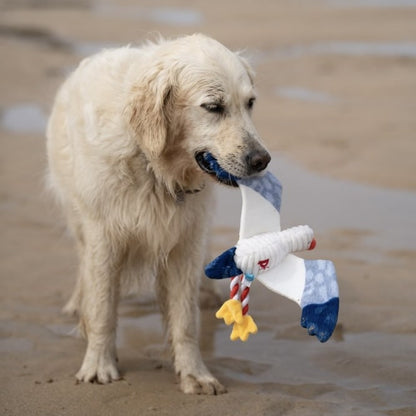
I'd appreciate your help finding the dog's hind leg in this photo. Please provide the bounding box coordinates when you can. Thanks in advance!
[75,220,124,384]
[62,210,86,317]
[156,241,226,395]
[62,274,82,316]
[199,267,222,309]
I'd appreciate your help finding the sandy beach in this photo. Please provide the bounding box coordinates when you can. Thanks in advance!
[1,0,415,415]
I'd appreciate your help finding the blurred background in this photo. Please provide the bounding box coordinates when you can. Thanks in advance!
[1,1,415,415]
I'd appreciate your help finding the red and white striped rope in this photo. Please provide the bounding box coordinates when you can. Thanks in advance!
[229,274,242,300]
[240,277,253,316]
[229,274,253,316]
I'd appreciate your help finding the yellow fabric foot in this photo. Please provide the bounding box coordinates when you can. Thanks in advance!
[230,315,258,342]
[215,299,243,325]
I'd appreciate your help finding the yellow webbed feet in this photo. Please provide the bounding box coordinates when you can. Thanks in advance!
[230,315,258,342]
[215,299,243,325]
[216,299,258,341]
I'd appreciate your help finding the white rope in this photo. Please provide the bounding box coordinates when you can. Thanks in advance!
[234,225,314,277]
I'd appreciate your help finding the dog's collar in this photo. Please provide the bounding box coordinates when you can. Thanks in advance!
[175,183,205,203]
[184,185,205,194]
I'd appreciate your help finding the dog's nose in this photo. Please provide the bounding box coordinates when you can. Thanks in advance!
[246,150,271,174]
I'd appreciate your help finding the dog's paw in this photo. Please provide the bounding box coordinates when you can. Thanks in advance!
[76,349,120,384]
[180,373,227,395]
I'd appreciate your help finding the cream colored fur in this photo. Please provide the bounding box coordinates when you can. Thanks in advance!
[46,34,269,394]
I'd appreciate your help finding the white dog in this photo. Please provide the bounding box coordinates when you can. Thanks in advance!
[46,34,270,394]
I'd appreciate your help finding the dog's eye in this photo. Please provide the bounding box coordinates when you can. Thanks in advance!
[201,102,225,114]
[247,97,256,110]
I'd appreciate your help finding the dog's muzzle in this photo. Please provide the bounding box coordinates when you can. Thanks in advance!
[195,151,271,187]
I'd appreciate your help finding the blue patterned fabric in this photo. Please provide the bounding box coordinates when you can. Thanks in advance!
[301,298,339,342]
[301,260,338,307]
[202,153,240,184]
[300,260,339,342]
[238,172,282,213]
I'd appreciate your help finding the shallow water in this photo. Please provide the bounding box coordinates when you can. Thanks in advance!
[328,0,416,7]
[0,104,48,134]
[8,1,412,62]
[252,41,416,64]
[209,325,416,413]
[275,86,338,104]
[71,4,202,54]
[93,3,203,26]
[71,40,122,56]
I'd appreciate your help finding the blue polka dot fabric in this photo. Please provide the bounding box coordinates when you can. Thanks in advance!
[238,172,282,213]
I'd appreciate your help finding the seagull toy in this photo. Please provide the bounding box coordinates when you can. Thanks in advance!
[203,153,339,343]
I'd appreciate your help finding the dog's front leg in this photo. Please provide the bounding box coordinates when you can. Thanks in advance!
[157,242,226,395]
[75,221,122,384]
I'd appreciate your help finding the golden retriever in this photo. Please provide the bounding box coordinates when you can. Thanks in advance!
[46,34,270,394]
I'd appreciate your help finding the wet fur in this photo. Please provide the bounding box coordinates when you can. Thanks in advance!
[46,34,268,394]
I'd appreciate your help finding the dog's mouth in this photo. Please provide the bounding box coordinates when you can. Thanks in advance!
[195,152,240,187]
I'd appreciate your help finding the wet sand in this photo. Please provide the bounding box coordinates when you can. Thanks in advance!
[1,1,416,415]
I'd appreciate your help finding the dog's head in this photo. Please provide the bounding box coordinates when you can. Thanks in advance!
[127,34,270,191]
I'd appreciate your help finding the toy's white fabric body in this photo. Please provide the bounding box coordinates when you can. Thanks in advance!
[206,171,339,343]
[238,180,313,305]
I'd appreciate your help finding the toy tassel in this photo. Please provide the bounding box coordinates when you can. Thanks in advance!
[215,273,258,342]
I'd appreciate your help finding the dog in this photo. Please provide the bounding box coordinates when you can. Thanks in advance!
[46,34,270,394]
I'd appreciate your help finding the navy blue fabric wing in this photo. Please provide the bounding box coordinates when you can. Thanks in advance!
[205,247,242,279]
[301,297,339,342]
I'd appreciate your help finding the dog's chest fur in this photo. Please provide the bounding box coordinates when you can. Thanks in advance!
[110,158,213,257]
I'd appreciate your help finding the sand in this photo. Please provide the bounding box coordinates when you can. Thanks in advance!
[1,1,415,415]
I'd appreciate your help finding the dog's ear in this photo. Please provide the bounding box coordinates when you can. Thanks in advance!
[127,66,174,159]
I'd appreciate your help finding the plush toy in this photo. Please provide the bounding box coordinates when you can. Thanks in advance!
[203,153,339,343]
